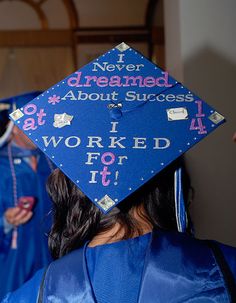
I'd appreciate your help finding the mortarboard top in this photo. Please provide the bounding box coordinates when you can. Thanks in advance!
[9,43,225,214]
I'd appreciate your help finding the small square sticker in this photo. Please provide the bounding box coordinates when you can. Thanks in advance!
[208,112,225,124]
[10,109,24,121]
[167,107,188,121]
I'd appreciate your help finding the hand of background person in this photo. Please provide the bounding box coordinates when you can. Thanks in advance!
[4,207,33,226]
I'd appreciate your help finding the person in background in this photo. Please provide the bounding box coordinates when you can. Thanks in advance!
[0,92,53,300]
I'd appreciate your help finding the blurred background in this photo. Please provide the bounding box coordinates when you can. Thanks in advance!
[0,0,235,245]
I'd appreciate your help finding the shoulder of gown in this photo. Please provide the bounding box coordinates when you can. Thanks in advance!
[217,241,236,280]
[1,268,45,303]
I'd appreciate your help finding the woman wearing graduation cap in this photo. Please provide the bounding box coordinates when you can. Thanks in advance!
[2,44,236,302]
[0,92,53,300]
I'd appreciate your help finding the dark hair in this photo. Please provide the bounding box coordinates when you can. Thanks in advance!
[47,158,192,260]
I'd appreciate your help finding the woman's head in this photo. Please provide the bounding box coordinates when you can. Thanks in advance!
[47,157,192,259]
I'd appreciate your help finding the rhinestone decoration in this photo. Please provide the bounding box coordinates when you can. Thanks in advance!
[107,103,123,109]
[208,111,225,124]
[167,107,188,121]
[53,113,73,128]
[116,42,130,52]
[10,109,24,121]
[97,195,116,211]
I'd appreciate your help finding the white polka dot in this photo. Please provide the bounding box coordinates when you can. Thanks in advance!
[35,139,38,141]
[211,124,215,127]
[128,187,132,191]
[43,148,46,151]
[29,133,31,135]
[17,121,20,124]
[151,170,154,173]
[194,137,197,140]
[181,86,184,89]
[94,198,98,202]
[140,177,144,181]
[160,162,164,166]
[59,164,63,167]
[76,180,79,183]
[187,142,190,146]
[52,156,55,159]
[179,150,182,153]
[37,97,39,100]
[20,107,24,110]
[52,87,54,90]
[47,91,49,93]
[115,199,118,202]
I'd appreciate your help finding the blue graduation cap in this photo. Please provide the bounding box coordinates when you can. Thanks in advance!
[0,91,41,147]
[9,43,225,232]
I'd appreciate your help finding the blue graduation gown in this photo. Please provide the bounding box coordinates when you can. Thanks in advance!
[2,230,236,303]
[0,144,53,300]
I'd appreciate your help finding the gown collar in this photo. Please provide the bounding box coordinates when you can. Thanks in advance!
[42,230,228,303]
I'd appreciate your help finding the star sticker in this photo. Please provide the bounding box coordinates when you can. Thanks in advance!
[53,113,73,128]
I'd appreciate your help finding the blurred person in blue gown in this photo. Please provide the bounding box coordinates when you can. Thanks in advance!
[0,92,53,300]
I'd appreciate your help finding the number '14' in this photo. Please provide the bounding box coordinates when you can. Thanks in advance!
[190,101,207,135]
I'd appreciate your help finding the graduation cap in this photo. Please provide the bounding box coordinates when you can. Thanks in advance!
[9,43,225,231]
[0,91,41,147]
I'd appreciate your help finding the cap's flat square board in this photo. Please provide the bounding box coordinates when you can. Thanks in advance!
[10,43,225,213]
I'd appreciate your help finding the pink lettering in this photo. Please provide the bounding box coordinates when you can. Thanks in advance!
[67,72,83,87]
[190,118,207,135]
[37,109,46,126]
[84,76,97,87]
[123,76,145,87]
[101,152,115,165]
[143,77,156,87]
[96,76,109,87]
[195,100,205,117]
[100,166,111,186]
[156,72,172,87]
[24,104,37,115]
[109,76,122,87]
[23,118,37,131]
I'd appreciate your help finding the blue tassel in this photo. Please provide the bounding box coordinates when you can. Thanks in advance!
[174,167,188,232]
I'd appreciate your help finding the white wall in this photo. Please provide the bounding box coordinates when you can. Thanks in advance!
[164,0,236,246]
